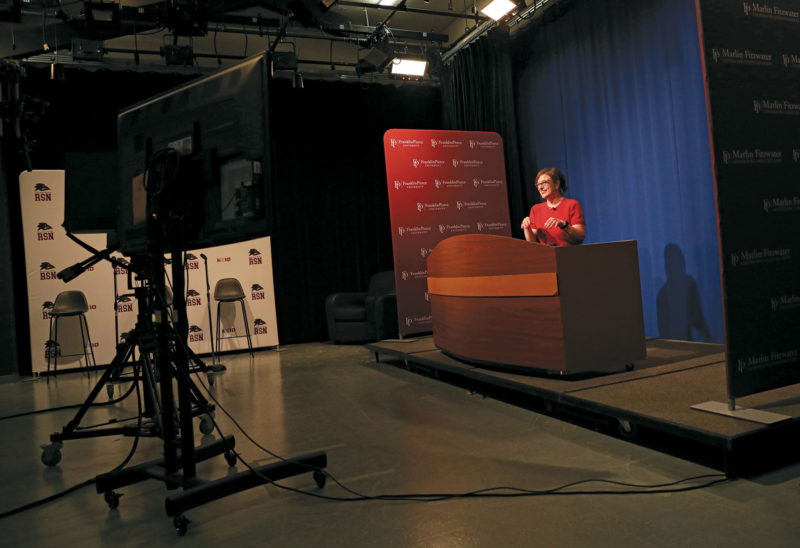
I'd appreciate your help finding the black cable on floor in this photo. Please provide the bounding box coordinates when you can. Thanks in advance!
[0,369,146,521]
[0,372,140,422]
[188,368,731,504]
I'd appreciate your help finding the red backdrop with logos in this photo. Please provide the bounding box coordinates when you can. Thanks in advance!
[384,129,512,337]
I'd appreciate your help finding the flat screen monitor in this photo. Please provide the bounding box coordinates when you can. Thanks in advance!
[117,52,272,255]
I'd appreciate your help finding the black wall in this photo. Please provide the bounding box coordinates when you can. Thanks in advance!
[1,66,442,373]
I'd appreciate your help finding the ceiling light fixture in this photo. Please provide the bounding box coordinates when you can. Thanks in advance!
[390,58,427,77]
[480,0,517,21]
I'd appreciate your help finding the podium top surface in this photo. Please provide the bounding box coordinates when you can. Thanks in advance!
[427,234,637,278]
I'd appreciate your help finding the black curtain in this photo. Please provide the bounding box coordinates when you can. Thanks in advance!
[3,67,196,374]
[3,67,441,368]
[439,28,526,236]
[269,79,441,344]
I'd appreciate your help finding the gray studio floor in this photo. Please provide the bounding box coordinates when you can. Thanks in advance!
[0,342,798,547]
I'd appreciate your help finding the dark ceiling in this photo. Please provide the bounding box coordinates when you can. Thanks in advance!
[0,0,559,81]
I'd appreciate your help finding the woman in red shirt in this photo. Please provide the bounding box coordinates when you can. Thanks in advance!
[521,168,586,246]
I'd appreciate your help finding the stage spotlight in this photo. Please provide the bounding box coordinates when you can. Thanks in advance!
[0,0,21,23]
[319,0,338,9]
[378,0,398,5]
[390,58,427,77]
[160,44,194,66]
[356,41,393,74]
[72,38,104,62]
[84,1,120,30]
[166,0,208,37]
[480,0,517,20]
[272,51,298,72]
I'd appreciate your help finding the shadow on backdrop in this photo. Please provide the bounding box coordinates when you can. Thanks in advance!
[657,243,714,342]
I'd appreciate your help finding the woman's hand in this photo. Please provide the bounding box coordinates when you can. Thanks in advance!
[543,216,565,230]
[521,217,537,242]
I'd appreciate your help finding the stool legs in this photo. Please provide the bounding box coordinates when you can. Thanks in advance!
[79,314,97,378]
[46,313,96,381]
[238,299,254,358]
[215,301,222,359]
[215,298,253,357]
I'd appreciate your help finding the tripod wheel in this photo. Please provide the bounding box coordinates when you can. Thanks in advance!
[199,416,214,435]
[174,515,190,536]
[104,491,122,509]
[313,470,327,488]
[41,447,62,467]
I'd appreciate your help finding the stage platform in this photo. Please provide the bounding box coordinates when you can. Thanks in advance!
[365,336,800,477]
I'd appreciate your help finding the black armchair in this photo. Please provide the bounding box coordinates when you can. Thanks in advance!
[325,270,398,343]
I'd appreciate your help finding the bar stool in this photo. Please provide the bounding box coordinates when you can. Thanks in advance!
[47,290,96,381]
[214,278,253,357]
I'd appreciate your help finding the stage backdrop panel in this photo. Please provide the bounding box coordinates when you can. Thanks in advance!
[20,170,117,372]
[20,170,279,374]
[697,0,800,399]
[384,129,511,337]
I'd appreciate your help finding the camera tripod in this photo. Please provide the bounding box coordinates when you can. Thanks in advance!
[42,167,327,535]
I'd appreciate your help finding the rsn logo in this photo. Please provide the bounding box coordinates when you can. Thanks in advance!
[251,283,266,300]
[44,340,60,359]
[254,318,268,334]
[117,295,134,313]
[34,183,52,202]
[40,261,58,280]
[186,289,202,306]
[115,258,130,276]
[37,221,54,241]
[188,325,204,342]
[249,248,263,265]
[42,300,54,320]
[184,252,199,270]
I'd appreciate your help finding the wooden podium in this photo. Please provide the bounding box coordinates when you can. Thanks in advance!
[426,235,646,374]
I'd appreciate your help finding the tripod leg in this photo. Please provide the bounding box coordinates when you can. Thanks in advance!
[51,338,137,440]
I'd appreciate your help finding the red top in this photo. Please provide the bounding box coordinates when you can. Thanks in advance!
[529,198,585,246]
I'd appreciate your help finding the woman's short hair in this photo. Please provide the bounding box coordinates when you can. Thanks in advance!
[535,167,568,192]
